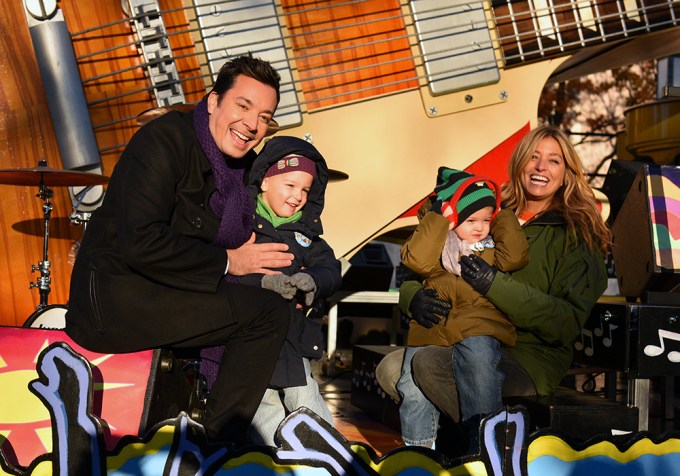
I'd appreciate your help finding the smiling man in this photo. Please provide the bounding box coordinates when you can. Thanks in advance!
[66,54,295,445]
[207,74,278,159]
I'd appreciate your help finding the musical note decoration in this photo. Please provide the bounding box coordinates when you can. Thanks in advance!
[575,309,622,357]
[644,329,680,363]
[575,328,595,357]
[594,319,618,348]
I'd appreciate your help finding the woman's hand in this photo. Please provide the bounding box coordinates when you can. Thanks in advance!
[227,233,294,276]
[460,255,497,295]
[409,288,451,328]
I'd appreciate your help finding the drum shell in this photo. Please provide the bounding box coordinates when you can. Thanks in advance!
[23,304,67,329]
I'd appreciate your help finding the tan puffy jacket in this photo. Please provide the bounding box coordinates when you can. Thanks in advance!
[401,208,529,347]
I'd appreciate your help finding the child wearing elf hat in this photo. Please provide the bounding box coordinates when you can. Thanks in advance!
[396,167,530,450]
[200,136,342,446]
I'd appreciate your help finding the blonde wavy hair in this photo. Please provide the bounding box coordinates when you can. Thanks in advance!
[501,125,611,254]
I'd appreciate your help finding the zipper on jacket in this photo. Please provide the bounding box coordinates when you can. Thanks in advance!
[88,266,106,334]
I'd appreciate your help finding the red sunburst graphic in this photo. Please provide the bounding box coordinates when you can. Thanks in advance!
[0,327,153,468]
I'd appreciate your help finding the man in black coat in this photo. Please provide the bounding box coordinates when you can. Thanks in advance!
[66,54,294,445]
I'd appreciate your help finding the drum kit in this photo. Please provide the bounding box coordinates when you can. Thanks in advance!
[0,160,109,327]
[0,103,348,329]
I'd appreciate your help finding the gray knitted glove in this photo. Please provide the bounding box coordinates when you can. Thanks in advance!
[289,272,317,306]
[261,274,296,300]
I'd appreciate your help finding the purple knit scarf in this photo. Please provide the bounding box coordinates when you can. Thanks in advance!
[194,97,253,255]
[195,97,253,387]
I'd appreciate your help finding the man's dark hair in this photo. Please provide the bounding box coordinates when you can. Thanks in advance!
[211,52,281,105]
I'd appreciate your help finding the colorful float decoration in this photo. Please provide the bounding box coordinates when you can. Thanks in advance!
[0,328,679,476]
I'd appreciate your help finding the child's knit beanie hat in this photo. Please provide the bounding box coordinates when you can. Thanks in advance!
[434,167,498,224]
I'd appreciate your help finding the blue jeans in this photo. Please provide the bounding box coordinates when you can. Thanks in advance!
[248,358,332,446]
[453,335,505,422]
[397,346,439,447]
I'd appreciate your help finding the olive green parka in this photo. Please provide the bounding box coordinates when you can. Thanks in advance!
[400,209,608,395]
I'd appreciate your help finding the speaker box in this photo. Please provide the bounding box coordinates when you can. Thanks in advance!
[342,243,394,292]
[601,160,645,225]
[505,388,639,439]
[573,301,680,379]
[611,164,680,299]
[350,345,401,430]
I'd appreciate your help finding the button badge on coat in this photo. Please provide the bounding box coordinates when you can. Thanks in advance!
[295,232,312,247]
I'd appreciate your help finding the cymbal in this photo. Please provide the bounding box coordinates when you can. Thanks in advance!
[136,104,281,136]
[12,217,82,239]
[0,166,110,186]
[264,119,280,137]
[136,104,195,125]
[329,169,349,182]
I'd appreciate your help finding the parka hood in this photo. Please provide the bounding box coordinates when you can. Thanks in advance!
[248,136,329,235]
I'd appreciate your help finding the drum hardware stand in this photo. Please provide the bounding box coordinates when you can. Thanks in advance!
[69,210,92,226]
[30,174,53,311]
[0,160,109,312]
[68,187,95,258]
[69,185,93,231]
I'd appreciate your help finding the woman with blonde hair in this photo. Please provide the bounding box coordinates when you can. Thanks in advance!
[376,124,610,455]
[502,125,610,253]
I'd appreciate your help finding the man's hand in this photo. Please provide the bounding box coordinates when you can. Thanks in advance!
[460,255,497,295]
[289,272,317,306]
[227,233,294,276]
[261,274,296,300]
[409,288,451,328]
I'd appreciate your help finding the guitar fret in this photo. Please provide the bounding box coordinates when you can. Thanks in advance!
[591,0,607,41]
[614,0,624,33]
[548,0,567,52]
[598,0,630,36]
[575,0,598,33]
[623,0,643,23]
[528,0,548,54]
[616,0,629,34]
[551,0,592,51]
[566,0,584,47]
[638,0,651,30]
[505,0,526,62]
[533,0,556,41]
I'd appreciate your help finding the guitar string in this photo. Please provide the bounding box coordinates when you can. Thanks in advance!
[71,0,395,60]
[77,1,675,103]
[76,1,675,97]
[72,0,674,62]
[68,1,676,145]
[85,30,673,153]
[69,0,676,40]
[69,0,372,38]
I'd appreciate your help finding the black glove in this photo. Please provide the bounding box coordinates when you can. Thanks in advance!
[460,255,497,295]
[429,199,444,214]
[409,288,451,328]
[429,199,455,223]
